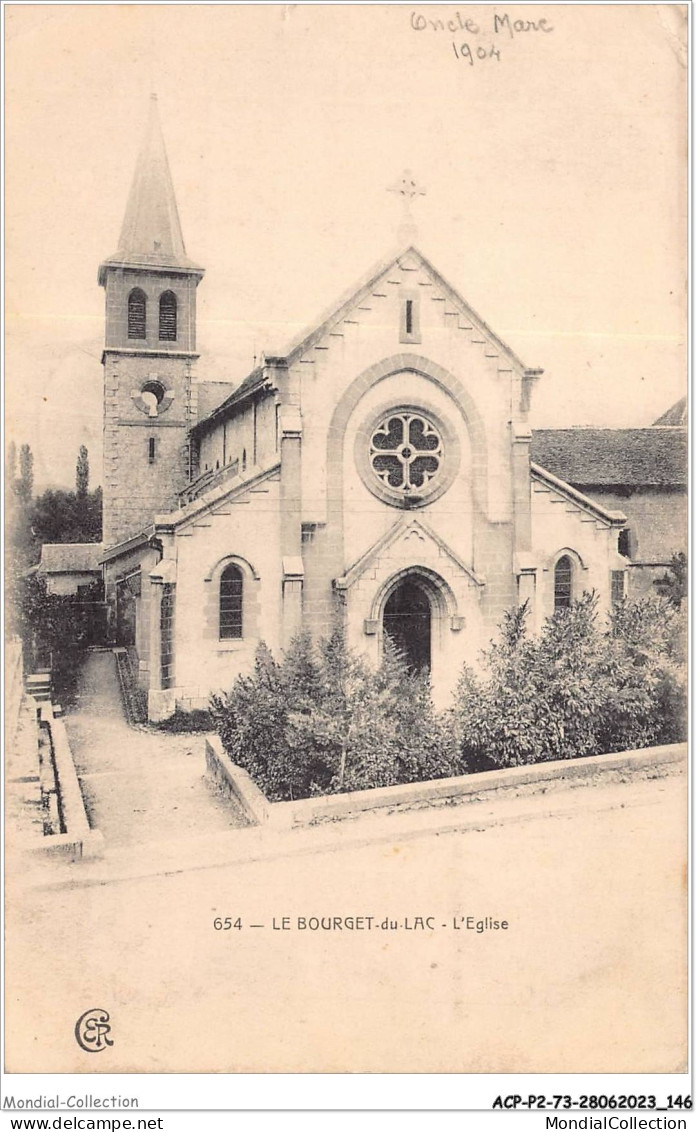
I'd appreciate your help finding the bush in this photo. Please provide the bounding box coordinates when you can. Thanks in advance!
[601,594,687,749]
[210,595,687,801]
[11,574,106,706]
[210,631,457,801]
[153,708,213,733]
[450,593,687,771]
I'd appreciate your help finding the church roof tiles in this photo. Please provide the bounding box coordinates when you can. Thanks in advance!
[530,427,687,488]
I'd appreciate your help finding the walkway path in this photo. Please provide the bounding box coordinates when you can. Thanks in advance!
[63,650,244,848]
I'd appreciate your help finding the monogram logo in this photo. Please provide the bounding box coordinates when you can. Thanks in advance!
[74,1008,114,1053]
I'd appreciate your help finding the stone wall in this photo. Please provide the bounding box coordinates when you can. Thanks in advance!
[103,542,160,687]
[204,733,686,831]
[585,486,687,598]
[101,264,201,547]
[530,478,626,625]
[102,351,194,546]
[157,466,284,709]
[198,394,279,479]
[45,571,99,597]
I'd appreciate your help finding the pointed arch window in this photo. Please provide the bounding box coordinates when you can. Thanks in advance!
[554,555,573,611]
[220,564,243,639]
[127,289,147,339]
[159,291,177,341]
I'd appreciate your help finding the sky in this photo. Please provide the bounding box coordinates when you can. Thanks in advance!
[5,3,688,491]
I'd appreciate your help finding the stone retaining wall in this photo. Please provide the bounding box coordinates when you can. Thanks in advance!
[37,704,104,859]
[204,735,686,830]
[204,741,264,826]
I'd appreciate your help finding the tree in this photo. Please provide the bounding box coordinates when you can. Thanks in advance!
[17,444,33,504]
[76,445,90,498]
[31,486,102,547]
[6,440,17,489]
[654,551,687,609]
[6,442,36,567]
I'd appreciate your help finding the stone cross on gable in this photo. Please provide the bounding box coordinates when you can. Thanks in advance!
[388,169,426,241]
[388,169,426,207]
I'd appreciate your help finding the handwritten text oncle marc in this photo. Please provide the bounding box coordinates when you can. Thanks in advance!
[410,9,554,66]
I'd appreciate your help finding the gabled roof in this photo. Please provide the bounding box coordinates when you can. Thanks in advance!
[282,245,538,375]
[39,543,104,574]
[530,428,687,488]
[99,95,202,281]
[653,396,687,426]
[193,245,542,433]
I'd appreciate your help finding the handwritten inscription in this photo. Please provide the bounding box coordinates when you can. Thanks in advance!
[451,42,501,65]
[410,9,554,65]
[493,13,554,37]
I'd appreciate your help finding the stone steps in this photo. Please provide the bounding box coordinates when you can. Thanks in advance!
[25,673,51,702]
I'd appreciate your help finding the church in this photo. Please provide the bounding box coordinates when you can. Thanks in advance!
[96,97,676,721]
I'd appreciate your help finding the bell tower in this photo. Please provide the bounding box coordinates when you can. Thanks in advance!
[98,95,204,548]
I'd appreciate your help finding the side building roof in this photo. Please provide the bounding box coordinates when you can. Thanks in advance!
[191,366,268,437]
[39,543,104,574]
[530,428,687,488]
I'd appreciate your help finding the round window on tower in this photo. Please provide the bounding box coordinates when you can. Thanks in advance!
[355,404,459,508]
[130,380,174,418]
[141,380,166,417]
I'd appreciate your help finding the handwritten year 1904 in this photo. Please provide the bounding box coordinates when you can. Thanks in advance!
[410,10,554,66]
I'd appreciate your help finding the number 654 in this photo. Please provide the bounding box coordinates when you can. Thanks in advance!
[213,916,242,930]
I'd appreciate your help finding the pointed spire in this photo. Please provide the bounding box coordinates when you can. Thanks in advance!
[104,95,201,273]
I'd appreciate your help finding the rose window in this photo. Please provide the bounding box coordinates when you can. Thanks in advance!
[369,411,443,496]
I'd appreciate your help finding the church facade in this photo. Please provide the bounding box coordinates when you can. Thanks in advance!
[99,99,635,720]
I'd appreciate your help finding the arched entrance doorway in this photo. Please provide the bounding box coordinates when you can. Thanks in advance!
[383,577,432,673]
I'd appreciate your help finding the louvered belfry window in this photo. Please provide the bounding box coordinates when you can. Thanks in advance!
[220,564,243,639]
[159,291,177,341]
[127,289,147,339]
